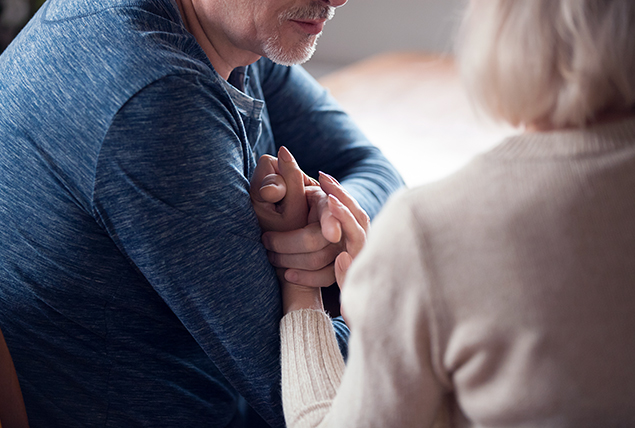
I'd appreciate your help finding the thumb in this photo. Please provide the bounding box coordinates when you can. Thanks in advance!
[277,146,306,205]
[277,146,309,230]
[250,154,284,203]
[259,173,287,204]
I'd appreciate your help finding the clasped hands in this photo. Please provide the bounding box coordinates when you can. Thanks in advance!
[250,147,368,315]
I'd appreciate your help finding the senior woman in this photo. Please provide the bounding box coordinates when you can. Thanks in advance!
[254,0,635,426]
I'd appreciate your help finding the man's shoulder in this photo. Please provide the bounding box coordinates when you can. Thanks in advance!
[21,0,219,110]
[42,0,178,23]
[0,0,228,163]
[41,0,208,74]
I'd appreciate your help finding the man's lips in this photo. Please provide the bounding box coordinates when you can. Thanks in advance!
[290,19,326,35]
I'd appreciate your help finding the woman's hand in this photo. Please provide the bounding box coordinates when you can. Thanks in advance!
[250,148,370,315]
[279,175,369,315]
[250,147,324,313]
[317,172,369,289]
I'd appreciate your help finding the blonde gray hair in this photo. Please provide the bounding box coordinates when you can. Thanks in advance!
[457,0,635,128]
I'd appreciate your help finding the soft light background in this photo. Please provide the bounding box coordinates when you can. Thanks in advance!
[304,0,466,77]
[304,0,519,188]
[0,0,43,51]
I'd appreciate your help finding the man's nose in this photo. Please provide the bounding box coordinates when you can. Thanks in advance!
[322,0,347,8]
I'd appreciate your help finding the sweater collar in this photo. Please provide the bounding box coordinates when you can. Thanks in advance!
[489,117,635,159]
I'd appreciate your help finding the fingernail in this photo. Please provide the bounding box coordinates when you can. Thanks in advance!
[337,252,352,271]
[261,233,271,249]
[285,270,299,283]
[319,171,339,184]
[261,174,278,187]
[278,146,293,163]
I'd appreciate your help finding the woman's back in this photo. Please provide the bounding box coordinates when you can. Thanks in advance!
[343,118,635,426]
[279,1,635,426]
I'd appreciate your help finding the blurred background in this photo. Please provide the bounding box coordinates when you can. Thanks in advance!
[0,0,42,52]
[304,0,467,78]
[300,0,517,187]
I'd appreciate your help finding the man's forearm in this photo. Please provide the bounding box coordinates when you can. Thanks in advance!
[337,153,405,220]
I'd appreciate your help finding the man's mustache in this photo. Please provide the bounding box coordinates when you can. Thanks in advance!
[280,3,335,23]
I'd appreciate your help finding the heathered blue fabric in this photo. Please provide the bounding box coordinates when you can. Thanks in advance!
[0,0,404,426]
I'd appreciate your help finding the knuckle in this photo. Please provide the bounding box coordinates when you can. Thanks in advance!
[308,250,333,270]
[301,231,323,252]
[307,257,322,270]
[267,251,281,267]
[360,212,371,231]
[264,234,286,254]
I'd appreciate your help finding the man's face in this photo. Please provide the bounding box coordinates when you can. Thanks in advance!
[214,0,344,66]
[259,0,336,65]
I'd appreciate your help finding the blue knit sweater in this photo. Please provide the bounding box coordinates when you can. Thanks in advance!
[0,0,403,426]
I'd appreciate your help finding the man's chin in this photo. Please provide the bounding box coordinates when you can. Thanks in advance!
[263,37,318,66]
[269,53,314,66]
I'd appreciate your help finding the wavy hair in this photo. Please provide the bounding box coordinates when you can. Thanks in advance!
[457,0,635,128]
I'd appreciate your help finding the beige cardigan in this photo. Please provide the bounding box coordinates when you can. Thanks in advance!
[281,118,635,427]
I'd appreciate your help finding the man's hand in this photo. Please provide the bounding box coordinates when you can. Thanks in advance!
[250,146,316,233]
[250,147,369,301]
[261,171,370,289]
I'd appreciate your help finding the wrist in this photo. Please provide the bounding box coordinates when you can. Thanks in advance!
[282,282,324,314]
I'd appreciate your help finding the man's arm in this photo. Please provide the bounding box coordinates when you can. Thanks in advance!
[254,59,404,290]
[258,59,404,218]
[94,74,286,427]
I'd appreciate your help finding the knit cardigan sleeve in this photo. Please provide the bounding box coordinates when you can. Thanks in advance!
[280,310,346,428]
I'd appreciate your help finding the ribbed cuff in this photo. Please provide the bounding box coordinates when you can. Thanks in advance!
[281,309,346,427]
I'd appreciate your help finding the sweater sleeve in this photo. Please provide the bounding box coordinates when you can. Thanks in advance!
[280,310,345,428]
[94,74,286,426]
[280,191,447,428]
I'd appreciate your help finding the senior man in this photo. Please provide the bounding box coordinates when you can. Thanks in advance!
[0,0,403,426]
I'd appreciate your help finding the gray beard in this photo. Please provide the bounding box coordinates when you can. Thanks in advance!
[263,32,320,66]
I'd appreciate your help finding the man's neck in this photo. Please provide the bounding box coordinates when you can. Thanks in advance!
[173,0,260,80]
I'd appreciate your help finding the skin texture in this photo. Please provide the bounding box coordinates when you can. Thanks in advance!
[174,0,346,79]
[250,148,369,316]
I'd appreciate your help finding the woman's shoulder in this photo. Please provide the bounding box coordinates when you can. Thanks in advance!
[379,160,492,229]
